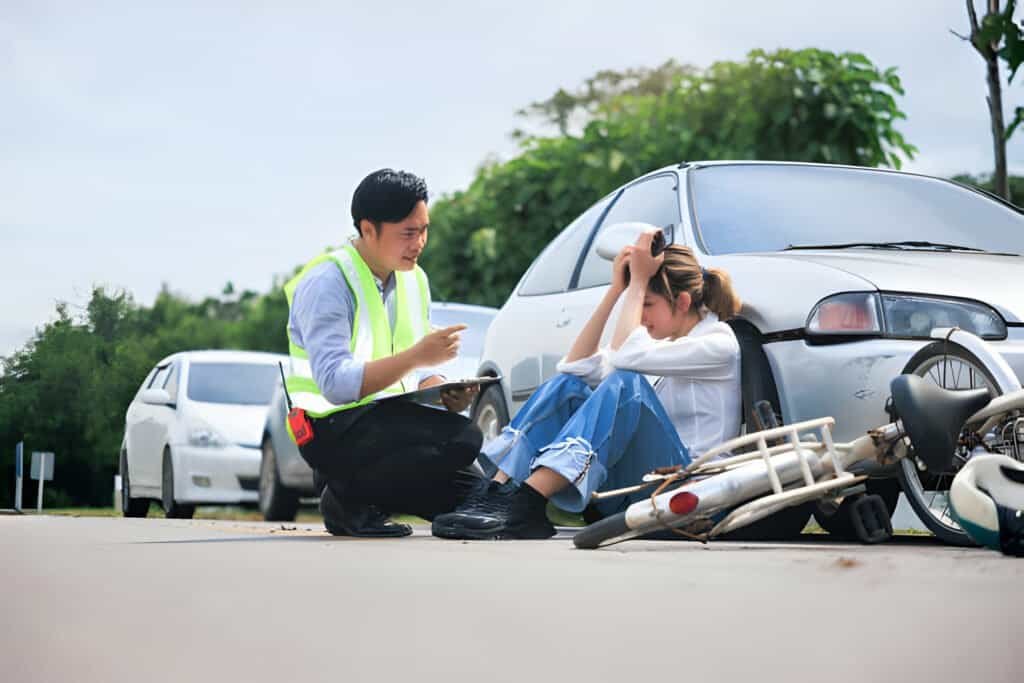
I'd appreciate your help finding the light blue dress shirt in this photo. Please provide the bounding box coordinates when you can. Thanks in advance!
[287,261,433,406]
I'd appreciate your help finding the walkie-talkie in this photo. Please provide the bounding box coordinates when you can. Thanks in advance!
[279,362,314,447]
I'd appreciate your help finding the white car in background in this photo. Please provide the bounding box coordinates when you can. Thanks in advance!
[119,350,288,518]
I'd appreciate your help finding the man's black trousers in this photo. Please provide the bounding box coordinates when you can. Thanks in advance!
[298,400,484,520]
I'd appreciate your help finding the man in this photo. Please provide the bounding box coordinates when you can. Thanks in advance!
[285,168,484,537]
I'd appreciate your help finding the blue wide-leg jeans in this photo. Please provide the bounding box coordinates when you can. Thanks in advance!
[479,370,691,515]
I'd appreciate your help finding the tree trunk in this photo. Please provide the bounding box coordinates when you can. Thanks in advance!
[985,0,1010,199]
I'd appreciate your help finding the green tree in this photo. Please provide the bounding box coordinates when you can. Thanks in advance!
[422,48,915,306]
[954,0,1024,199]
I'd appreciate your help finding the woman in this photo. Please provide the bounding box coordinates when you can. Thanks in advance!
[432,231,743,540]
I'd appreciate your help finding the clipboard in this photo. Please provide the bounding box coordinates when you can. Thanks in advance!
[379,376,502,406]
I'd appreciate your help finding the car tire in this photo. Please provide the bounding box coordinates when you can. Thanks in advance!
[727,320,811,540]
[259,435,300,522]
[472,383,509,447]
[895,341,1009,546]
[812,478,900,539]
[120,448,150,518]
[162,449,195,519]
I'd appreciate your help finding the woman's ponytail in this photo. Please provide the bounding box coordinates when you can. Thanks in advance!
[647,246,742,321]
[701,267,742,321]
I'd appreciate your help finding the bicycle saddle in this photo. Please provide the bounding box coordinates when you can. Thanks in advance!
[889,374,991,472]
[950,454,1024,556]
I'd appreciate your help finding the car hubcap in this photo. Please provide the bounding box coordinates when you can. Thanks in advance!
[476,404,500,446]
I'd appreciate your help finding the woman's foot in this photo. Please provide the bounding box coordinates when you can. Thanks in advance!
[431,481,555,540]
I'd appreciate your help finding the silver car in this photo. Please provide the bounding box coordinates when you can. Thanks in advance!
[258,301,497,521]
[470,161,1024,543]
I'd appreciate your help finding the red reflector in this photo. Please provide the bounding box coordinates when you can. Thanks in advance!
[668,491,699,515]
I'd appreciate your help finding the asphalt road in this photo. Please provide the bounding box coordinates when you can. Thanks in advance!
[3,515,1021,683]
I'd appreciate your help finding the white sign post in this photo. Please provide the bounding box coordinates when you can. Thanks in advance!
[30,452,54,513]
[14,442,24,512]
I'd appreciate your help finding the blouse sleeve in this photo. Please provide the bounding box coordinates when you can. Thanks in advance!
[609,325,739,381]
[555,348,613,388]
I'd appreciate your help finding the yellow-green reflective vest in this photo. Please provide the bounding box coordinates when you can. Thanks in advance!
[283,244,430,420]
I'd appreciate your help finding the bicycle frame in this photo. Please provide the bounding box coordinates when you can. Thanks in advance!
[586,389,1024,547]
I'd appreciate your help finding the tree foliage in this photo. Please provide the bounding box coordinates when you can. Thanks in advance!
[423,48,916,306]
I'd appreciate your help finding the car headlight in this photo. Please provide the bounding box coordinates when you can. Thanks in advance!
[807,292,1006,340]
[187,420,230,448]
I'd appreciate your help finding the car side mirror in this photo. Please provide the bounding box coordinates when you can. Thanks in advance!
[595,222,675,261]
[140,388,174,407]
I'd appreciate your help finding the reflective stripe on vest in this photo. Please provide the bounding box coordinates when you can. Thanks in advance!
[283,244,430,419]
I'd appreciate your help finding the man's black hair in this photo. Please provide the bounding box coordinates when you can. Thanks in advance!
[351,168,429,236]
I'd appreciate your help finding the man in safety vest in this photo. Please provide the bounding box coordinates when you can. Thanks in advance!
[285,169,483,537]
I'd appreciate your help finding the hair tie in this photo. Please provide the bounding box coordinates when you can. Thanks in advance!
[701,267,710,280]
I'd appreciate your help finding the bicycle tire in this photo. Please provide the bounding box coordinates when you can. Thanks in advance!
[573,511,630,549]
[897,340,1006,546]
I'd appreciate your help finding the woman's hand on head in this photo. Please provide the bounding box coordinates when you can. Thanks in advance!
[628,230,665,284]
[611,246,632,293]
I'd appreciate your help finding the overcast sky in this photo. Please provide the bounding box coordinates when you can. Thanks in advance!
[3,0,1023,358]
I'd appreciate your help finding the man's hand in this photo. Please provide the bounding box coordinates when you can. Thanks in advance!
[440,385,478,413]
[411,324,466,366]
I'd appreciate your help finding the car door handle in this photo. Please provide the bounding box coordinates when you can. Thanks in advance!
[555,315,572,328]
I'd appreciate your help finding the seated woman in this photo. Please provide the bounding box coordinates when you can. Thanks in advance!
[432,231,743,540]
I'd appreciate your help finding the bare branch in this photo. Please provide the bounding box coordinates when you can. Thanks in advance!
[950,28,972,41]
[966,0,981,33]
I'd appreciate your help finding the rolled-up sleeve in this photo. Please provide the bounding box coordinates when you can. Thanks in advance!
[288,264,366,405]
[556,349,612,388]
[609,325,739,381]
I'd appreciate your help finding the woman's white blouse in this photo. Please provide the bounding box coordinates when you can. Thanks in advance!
[555,311,741,457]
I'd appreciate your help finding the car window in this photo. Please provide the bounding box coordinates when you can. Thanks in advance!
[149,365,170,390]
[134,367,157,398]
[164,363,180,402]
[575,174,681,290]
[690,164,1024,254]
[187,362,281,406]
[518,194,614,296]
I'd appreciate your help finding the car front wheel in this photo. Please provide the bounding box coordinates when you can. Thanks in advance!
[472,384,509,448]
[162,449,195,519]
[259,435,300,521]
[120,448,150,518]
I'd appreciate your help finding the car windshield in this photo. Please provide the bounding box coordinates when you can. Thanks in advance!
[187,362,280,405]
[690,164,1024,255]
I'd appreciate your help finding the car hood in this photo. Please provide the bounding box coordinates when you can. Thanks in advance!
[183,402,269,448]
[705,249,1024,333]
[762,250,1024,322]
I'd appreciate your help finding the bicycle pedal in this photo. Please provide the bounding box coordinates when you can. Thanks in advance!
[850,494,893,544]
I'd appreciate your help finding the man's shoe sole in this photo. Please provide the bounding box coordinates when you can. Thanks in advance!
[325,523,413,538]
[432,517,555,541]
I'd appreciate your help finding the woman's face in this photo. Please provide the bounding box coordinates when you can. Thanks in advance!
[641,292,678,339]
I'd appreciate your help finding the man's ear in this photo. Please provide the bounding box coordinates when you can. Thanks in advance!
[359,219,379,241]
[675,291,692,315]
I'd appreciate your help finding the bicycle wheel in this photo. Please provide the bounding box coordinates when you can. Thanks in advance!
[573,511,631,549]
[897,341,1005,546]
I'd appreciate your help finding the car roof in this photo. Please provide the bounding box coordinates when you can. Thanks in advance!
[629,160,1021,213]
[431,301,498,316]
[155,349,289,366]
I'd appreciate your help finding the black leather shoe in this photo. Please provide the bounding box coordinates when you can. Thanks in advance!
[319,486,412,538]
[432,481,555,540]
